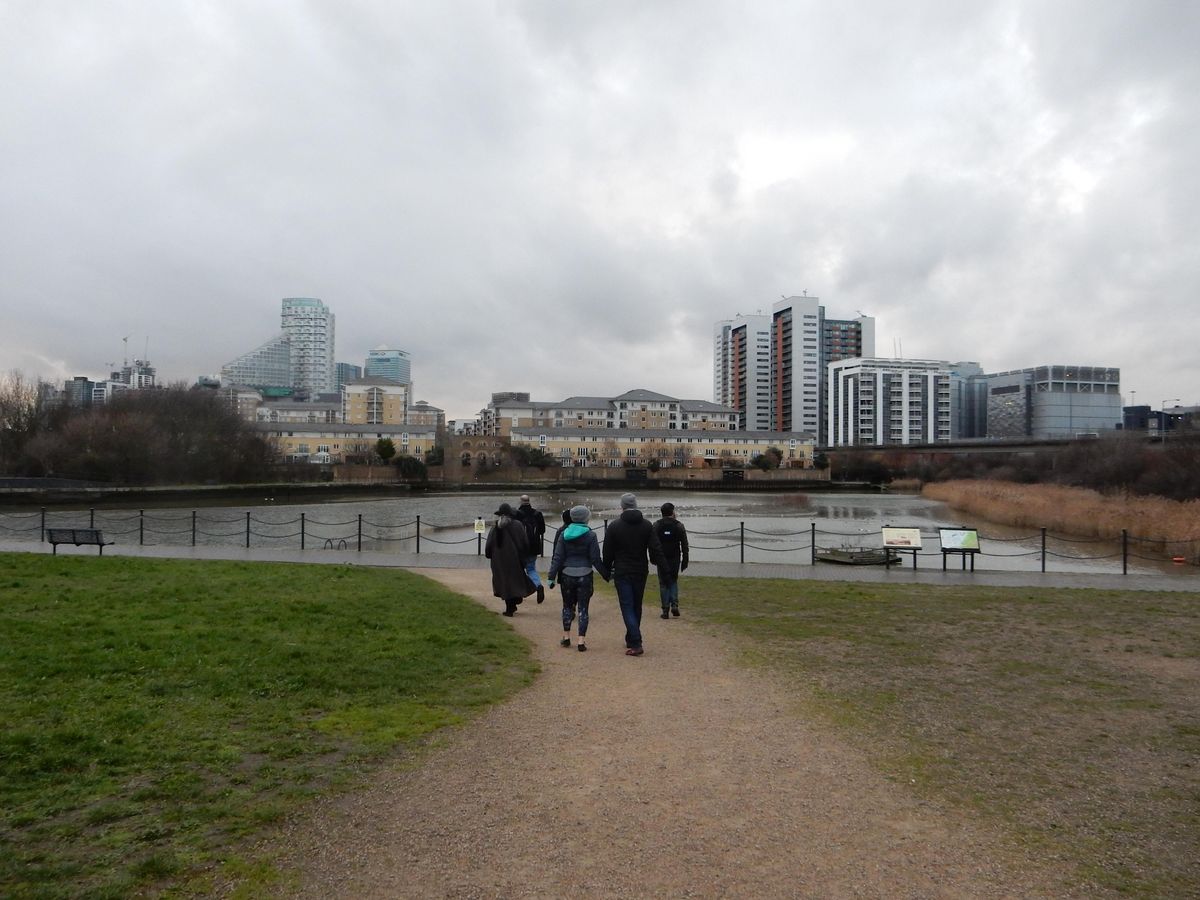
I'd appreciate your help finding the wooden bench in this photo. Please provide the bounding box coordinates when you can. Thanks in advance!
[46,528,114,555]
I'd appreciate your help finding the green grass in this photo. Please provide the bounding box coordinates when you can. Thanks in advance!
[680,577,1200,898]
[0,554,537,898]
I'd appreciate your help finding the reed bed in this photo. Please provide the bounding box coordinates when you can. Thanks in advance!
[923,480,1200,560]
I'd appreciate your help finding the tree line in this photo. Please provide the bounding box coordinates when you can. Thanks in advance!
[830,431,1200,501]
[1,372,276,485]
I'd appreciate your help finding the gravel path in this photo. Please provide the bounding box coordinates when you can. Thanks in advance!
[268,569,1071,898]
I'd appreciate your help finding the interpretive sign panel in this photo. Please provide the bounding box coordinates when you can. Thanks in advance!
[881,527,922,549]
[939,528,980,551]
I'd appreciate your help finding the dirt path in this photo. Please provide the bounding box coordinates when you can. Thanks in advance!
[268,569,1069,898]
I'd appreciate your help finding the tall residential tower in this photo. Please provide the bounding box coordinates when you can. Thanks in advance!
[714,295,874,442]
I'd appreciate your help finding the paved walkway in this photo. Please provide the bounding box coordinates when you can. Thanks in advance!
[6,537,1200,593]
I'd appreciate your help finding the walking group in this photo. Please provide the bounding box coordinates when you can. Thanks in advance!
[485,492,689,656]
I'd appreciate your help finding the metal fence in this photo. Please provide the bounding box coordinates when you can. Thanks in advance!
[1,507,1196,573]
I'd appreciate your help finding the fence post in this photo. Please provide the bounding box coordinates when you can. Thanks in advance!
[477,531,482,555]
[301,513,306,551]
[810,521,816,565]
[40,507,45,542]
[1040,527,1046,573]
[416,515,421,554]
[740,521,745,564]
[246,511,251,549]
[357,514,362,552]
[90,508,95,529]
[191,511,196,547]
[139,510,144,546]
[1122,529,1128,575]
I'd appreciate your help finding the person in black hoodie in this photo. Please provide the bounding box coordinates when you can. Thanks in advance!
[602,492,663,656]
[653,502,689,618]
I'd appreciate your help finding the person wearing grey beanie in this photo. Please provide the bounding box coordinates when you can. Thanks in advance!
[547,505,610,651]
[602,493,664,656]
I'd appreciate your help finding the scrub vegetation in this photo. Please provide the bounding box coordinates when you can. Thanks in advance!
[0,555,536,898]
[684,576,1200,897]
[925,480,1200,561]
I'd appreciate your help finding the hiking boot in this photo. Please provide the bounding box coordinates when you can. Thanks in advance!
[671,607,680,617]
[660,611,669,619]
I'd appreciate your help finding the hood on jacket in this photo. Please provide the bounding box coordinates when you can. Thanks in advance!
[618,508,644,525]
[562,523,591,541]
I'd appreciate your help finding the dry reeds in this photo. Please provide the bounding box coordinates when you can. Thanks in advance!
[923,480,1200,561]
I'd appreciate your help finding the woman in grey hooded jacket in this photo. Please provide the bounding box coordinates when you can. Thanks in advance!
[547,505,610,651]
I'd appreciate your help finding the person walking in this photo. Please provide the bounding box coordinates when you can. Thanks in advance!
[653,502,689,618]
[602,492,663,657]
[516,494,547,603]
[547,505,610,652]
[485,502,533,617]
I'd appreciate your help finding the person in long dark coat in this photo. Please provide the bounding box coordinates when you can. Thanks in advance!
[485,502,533,616]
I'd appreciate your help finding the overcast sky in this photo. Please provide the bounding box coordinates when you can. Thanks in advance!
[2,1,1197,420]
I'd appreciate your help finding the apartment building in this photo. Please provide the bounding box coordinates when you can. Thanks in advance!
[715,296,874,442]
[507,427,815,469]
[482,390,739,438]
[342,378,410,426]
[713,313,772,430]
[258,422,437,464]
[221,297,336,396]
[827,358,953,446]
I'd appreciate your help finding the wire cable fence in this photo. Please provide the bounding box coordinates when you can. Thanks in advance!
[1,507,1196,574]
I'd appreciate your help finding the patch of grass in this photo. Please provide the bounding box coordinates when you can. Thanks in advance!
[0,553,537,898]
[681,576,1200,897]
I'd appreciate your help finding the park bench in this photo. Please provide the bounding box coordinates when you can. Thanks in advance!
[45,527,114,555]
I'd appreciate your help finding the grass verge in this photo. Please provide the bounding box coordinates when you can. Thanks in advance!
[0,553,537,898]
[682,576,1200,897]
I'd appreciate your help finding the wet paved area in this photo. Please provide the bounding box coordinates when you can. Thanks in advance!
[6,538,1200,593]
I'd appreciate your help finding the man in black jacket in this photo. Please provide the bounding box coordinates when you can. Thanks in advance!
[602,492,663,656]
[516,494,547,603]
[653,502,689,618]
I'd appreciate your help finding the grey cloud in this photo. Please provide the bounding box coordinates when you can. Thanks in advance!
[1,0,1198,418]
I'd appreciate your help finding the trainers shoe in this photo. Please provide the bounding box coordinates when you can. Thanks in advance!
[671,608,680,617]
[536,585,545,604]
[625,647,644,656]
[578,643,587,652]
[560,637,571,647]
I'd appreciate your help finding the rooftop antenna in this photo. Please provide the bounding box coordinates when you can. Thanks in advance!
[122,335,131,367]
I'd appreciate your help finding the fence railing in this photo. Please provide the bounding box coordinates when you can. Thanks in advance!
[1,507,1196,573]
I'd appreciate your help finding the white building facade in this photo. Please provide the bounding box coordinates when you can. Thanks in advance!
[827,358,953,446]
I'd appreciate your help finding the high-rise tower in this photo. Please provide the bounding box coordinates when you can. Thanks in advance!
[715,295,873,442]
[282,298,336,396]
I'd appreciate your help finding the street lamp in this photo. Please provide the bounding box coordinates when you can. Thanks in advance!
[1162,399,1180,444]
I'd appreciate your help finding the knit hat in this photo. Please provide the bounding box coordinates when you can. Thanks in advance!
[620,493,637,510]
[570,505,591,523]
